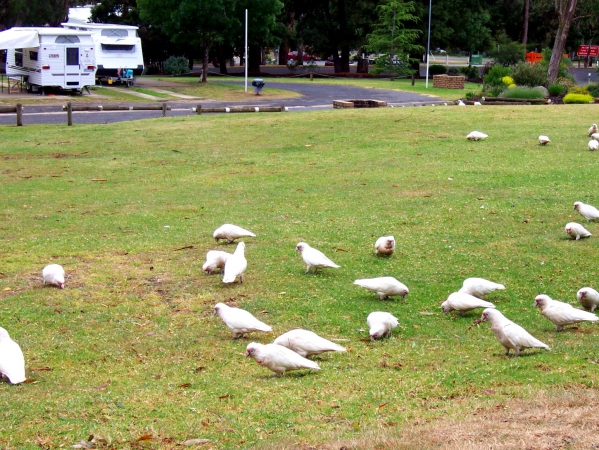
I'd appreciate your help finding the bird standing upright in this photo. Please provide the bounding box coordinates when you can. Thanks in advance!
[214,303,272,339]
[577,287,599,312]
[573,201,599,221]
[534,294,599,331]
[295,242,340,274]
[0,327,26,384]
[222,242,247,283]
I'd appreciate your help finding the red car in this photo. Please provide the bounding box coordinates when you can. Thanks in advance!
[287,51,320,62]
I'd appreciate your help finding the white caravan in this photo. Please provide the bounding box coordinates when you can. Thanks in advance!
[0,27,96,94]
[62,20,144,82]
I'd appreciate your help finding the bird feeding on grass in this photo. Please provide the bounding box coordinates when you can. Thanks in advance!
[466,131,488,141]
[457,100,465,106]
[538,135,550,145]
[214,302,272,339]
[441,292,495,315]
[577,287,599,312]
[592,132,599,141]
[589,139,599,151]
[367,311,399,340]
[573,201,599,222]
[273,329,346,358]
[0,327,26,384]
[353,277,409,300]
[212,223,255,244]
[246,342,320,376]
[202,250,231,274]
[588,123,598,136]
[477,308,550,357]
[42,264,65,289]
[458,277,505,299]
[565,222,592,240]
[295,242,340,274]
[374,236,395,256]
[222,242,247,283]
[534,294,599,332]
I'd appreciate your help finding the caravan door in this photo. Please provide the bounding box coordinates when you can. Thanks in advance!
[65,46,81,88]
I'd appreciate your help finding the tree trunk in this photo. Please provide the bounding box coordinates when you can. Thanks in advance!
[547,0,578,85]
[279,42,289,65]
[521,0,529,46]
[340,46,350,73]
[201,41,209,83]
[218,45,228,74]
[297,43,304,66]
[248,45,261,73]
[356,56,368,74]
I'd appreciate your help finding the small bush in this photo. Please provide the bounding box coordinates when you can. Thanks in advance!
[484,64,511,86]
[548,84,565,96]
[502,75,514,86]
[164,56,190,76]
[587,83,599,98]
[447,67,460,75]
[465,91,477,100]
[568,86,590,95]
[486,85,506,97]
[459,65,480,79]
[556,76,577,91]
[493,40,525,66]
[498,86,546,99]
[563,93,593,104]
[511,62,547,87]
[428,64,447,75]
[144,65,161,75]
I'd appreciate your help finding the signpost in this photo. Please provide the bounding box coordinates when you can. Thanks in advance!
[577,45,599,57]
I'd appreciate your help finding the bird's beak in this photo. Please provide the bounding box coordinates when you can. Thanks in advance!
[534,299,540,308]
[245,351,251,357]
[59,283,64,289]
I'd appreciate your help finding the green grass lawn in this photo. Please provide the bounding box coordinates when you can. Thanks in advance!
[1,104,599,449]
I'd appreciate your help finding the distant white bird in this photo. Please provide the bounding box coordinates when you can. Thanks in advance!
[588,123,598,136]
[459,277,505,299]
[222,242,247,283]
[214,302,272,339]
[577,287,599,312]
[212,224,255,244]
[295,242,340,274]
[565,222,592,240]
[573,201,599,221]
[480,308,550,357]
[246,342,320,376]
[202,250,231,274]
[0,327,26,384]
[42,264,65,289]
[589,139,599,151]
[353,277,409,300]
[592,132,599,140]
[538,135,550,145]
[466,131,488,141]
[457,100,466,106]
[473,101,482,106]
[441,292,495,314]
[534,294,599,331]
[273,329,346,358]
[374,236,395,256]
[367,311,399,340]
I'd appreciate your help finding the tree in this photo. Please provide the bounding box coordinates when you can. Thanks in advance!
[547,0,577,84]
[0,0,86,29]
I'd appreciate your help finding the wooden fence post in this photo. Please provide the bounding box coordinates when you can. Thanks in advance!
[67,102,73,126]
[16,103,22,126]
[196,104,202,115]
[162,103,167,117]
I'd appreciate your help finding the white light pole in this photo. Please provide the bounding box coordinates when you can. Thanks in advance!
[425,0,432,88]
[244,9,248,92]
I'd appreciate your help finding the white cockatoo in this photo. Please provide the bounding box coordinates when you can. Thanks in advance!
[591,132,599,140]
[589,139,599,151]
[441,292,495,314]
[212,224,255,244]
[245,342,320,376]
[353,277,409,300]
[466,131,488,141]
[479,308,550,357]
[374,236,395,256]
[577,287,599,312]
[534,294,599,331]
[457,100,466,106]
[473,101,482,106]
[214,302,272,339]
[565,222,592,240]
[222,242,247,283]
[42,264,65,289]
[458,277,505,299]
[538,135,550,145]
[588,123,598,136]
[0,327,26,384]
[202,250,231,274]
[273,329,346,358]
[573,201,599,221]
[367,311,399,340]
[295,242,340,274]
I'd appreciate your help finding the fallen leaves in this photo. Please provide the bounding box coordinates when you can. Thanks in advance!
[93,380,110,390]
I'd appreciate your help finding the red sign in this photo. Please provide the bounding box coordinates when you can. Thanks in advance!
[578,45,599,57]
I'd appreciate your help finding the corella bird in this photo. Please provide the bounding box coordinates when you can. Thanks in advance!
[367,311,399,340]
[589,139,599,151]
[588,123,598,136]
[214,302,272,339]
[573,201,599,221]
[273,329,346,358]
[565,222,592,240]
[353,277,409,300]
[592,132,599,141]
[538,135,550,145]
[441,292,495,315]
[466,131,488,141]
[374,236,395,256]
[458,277,505,299]
[457,100,466,106]
[245,342,320,376]
[534,294,599,331]
[295,242,340,274]
[42,264,65,289]
[0,327,26,384]
[479,308,550,357]
[212,223,255,244]
[577,287,599,312]
[473,101,482,106]
[202,250,231,274]
[222,242,247,283]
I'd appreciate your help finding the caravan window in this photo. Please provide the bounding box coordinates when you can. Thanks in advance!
[29,51,38,61]
[101,29,128,37]
[101,44,134,52]
[14,49,23,67]
[55,35,81,44]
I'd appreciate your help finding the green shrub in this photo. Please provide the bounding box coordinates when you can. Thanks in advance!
[493,40,525,66]
[510,61,547,87]
[556,76,577,91]
[498,86,546,99]
[484,64,511,86]
[459,65,480,79]
[486,85,505,97]
[548,84,565,96]
[568,86,590,95]
[447,67,460,75]
[563,93,593,104]
[428,64,447,75]
[585,83,599,98]
[164,56,190,76]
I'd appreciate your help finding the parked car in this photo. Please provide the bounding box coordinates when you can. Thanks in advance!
[287,51,320,63]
